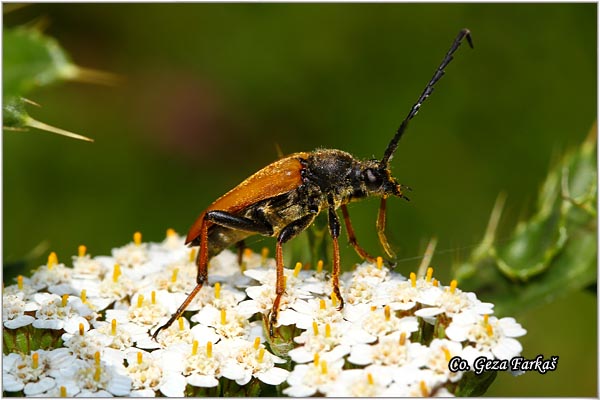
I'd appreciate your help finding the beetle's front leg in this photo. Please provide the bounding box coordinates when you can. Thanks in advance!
[376,196,397,261]
[269,214,315,337]
[328,197,344,311]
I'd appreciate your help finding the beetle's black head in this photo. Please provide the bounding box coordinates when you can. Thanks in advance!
[354,159,410,201]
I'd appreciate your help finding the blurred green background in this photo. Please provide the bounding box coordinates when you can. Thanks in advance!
[3,3,596,396]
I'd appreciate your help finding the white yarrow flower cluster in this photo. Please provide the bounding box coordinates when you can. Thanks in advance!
[2,230,526,397]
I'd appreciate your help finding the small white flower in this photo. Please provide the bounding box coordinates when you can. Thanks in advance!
[191,304,251,340]
[283,358,345,397]
[446,312,526,361]
[288,320,352,363]
[220,337,289,386]
[124,349,164,394]
[348,331,428,368]
[422,338,465,384]
[3,292,37,329]
[416,284,494,318]
[72,254,108,280]
[3,348,75,395]
[30,262,73,290]
[358,305,419,338]
[112,240,150,268]
[32,293,96,333]
[58,357,132,396]
[327,365,394,396]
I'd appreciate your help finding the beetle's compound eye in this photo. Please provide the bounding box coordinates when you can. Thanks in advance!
[365,169,377,183]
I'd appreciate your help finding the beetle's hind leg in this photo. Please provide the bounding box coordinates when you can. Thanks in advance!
[270,214,315,337]
[327,198,344,311]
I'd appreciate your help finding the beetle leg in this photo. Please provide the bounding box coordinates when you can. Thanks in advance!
[152,216,210,340]
[269,214,316,337]
[327,199,344,311]
[376,196,397,261]
[236,240,246,266]
[206,210,273,235]
[341,204,378,263]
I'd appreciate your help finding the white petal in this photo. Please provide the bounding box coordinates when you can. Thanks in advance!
[492,338,523,360]
[2,373,25,392]
[4,315,35,329]
[415,307,443,317]
[33,319,64,330]
[159,373,186,397]
[283,384,317,397]
[107,372,132,396]
[257,367,289,386]
[24,377,56,396]
[187,374,219,388]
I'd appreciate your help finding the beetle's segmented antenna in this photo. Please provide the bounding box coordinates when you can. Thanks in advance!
[381,29,473,166]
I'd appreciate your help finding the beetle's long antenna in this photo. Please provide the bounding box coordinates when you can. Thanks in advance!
[380,28,473,166]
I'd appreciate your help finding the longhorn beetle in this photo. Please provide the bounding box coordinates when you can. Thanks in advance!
[153,29,473,339]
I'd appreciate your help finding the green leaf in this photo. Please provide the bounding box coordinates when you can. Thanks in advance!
[454,126,597,316]
[3,26,75,97]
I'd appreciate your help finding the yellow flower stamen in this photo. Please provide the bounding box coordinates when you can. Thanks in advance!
[17,275,23,290]
[317,259,323,273]
[206,341,213,358]
[485,317,494,337]
[371,305,377,312]
[420,380,428,396]
[313,353,320,366]
[367,372,374,385]
[94,351,101,366]
[166,228,176,237]
[178,317,184,331]
[61,294,69,307]
[243,248,253,259]
[220,309,227,325]
[325,323,331,338]
[261,247,269,264]
[442,346,451,362]
[253,337,261,350]
[47,252,58,269]
[78,245,87,257]
[214,282,221,299]
[293,262,302,277]
[189,248,197,263]
[112,264,121,282]
[137,352,143,364]
[449,279,458,294]
[376,256,383,269]
[312,321,319,336]
[331,291,338,307]
[426,267,433,282]
[94,366,101,382]
[32,352,39,369]
[151,291,156,305]
[80,289,87,304]
[133,231,142,246]
[257,348,265,363]
[410,272,417,288]
[79,323,85,336]
[171,268,179,283]
[60,386,67,397]
[111,319,117,336]
[320,360,328,375]
[137,294,144,308]
[192,340,198,356]
[432,278,439,287]
[384,305,391,321]
[399,332,407,346]
[319,299,326,310]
